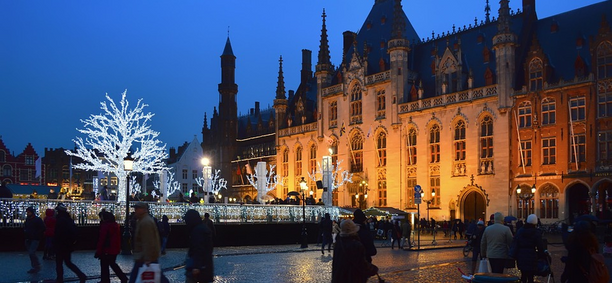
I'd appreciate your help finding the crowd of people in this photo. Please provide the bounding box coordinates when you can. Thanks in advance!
[23,202,216,283]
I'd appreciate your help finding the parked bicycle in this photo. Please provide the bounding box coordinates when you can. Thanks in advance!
[462,239,473,257]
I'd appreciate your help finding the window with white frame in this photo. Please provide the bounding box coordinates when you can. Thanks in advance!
[541,98,556,125]
[529,58,543,91]
[454,120,466,161]
[518,101,532,128]
[598,131,612,167]
[570,97,586,121]
[429,124,440,163]
[520,140,532,167]
[597,41,612,79]
[542,137,556,165]
[377,132,387,167]
[350,84,363,124]
[570,134,586,163]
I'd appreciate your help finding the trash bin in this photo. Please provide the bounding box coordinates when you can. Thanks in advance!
[471,273,520,283]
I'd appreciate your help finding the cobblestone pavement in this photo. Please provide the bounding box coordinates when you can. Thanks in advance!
[3,233,611,283]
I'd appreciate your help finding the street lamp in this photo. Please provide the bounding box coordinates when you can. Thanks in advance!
[201,157,211,203]
[121,154,134,255]
[516,184,536,218]
[299,177,308,248]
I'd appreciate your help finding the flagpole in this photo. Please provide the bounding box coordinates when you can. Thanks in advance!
[568,100,579,170]
[513,110,526,174]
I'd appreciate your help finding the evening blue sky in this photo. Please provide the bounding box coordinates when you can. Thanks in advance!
[0,0,603,155]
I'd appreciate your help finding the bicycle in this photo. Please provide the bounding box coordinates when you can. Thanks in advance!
[462,239,473,257]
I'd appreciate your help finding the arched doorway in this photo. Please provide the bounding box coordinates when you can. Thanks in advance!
[462,190,486,222]
[566,183,590,223]
[595,181,612,221]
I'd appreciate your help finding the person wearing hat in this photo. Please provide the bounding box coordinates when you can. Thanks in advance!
[128,202,166,283]
[54,203,87,283]
[353,209,377,262]
[511,214,545,283]
[470,220,486,275]
[24,206,45,273]
[331,220,378,283]
[480,212,514,274]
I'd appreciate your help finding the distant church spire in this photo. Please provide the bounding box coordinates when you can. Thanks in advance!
[203,112,208,129]
[317,9,331,67]
[485,0,491,23]
[276,56,286,99]
[392,0,406,39]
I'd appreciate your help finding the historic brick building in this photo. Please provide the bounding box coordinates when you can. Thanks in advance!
[0,137,39,186]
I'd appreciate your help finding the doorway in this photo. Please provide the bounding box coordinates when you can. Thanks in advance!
[462,190,486,222]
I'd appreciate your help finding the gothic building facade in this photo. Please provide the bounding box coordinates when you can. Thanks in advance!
[204,0,612,223]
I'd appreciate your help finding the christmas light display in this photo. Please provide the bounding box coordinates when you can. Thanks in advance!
[245,162,282,203]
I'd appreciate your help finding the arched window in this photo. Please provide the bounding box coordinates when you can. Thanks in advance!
[454,120,466,161]
[539,185,559,219]
[295,146,303,177]
[350,133,364,172]
[2,164,11,177]
[350,84,363,124]
[0,150,5,162]
[407,128,417,165]
[377,132,387,167]
[529,58,543,91]
[597,41,612,79]
[376,90,386,119]
[309,145,317,196]
[541,98,556,125]
[429,124,440,163]
[518,101,532,128]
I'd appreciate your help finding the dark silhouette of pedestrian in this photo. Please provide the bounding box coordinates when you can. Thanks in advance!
[391,220,402,249]
[353,209,377,263]
[513,214,545,283]
[183,209,214,283]
[54,203,87,283]
[470,220,486,275]
[320,213,333,254]
[203,213,216,239]
[43,208,56,260]
[24,206,45,273]
[331,219,378,283]
[95,211,128,283]
[158,215,170,255]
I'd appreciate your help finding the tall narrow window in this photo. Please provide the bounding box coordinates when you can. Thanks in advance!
[309,145,317,178]
[529,58,543,91]
[350,84,363,124]
[598,131,612,167]
[430,177,440,207]
[350,133,364,172]
[570,134,586,163]
[406,177,417,209]
[182,169,188,179]
[378,180,387,206]
[454,120,466,161]
[376,90,386,119]
[520,140,532,166]
[429,124,441,163]
[597,41,612,79]
[541,98,556,125]
[377,132,387,167]
[542,137,556,165]
[518,102,532,128]
[295,146,303,177]
[329,101,338,127]
[407,128,417,165]
[570,97,586,121]
[282,149,289,178]
[480,116,493,159]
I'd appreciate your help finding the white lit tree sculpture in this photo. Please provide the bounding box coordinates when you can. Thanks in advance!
[66,90,169,202]
[246,161,282,203]
[307,159,353,206]
[195,169,228,201]
[153,170,181,200]
[129,175,141,196]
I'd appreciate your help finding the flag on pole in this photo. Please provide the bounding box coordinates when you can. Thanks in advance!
[367,125,372,139]
[246,163,253,175]
[35,157,42,179]
[340,122,346,136]
[324,134,334,146]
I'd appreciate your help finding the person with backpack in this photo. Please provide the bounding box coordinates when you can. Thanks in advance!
[54,203,87,283]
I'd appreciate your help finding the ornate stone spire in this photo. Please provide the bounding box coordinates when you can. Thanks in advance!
[498,0,510,33]
[317,9,331,67]
[392,0,406,39]
[485,0,491,23]
[275,56,286,100]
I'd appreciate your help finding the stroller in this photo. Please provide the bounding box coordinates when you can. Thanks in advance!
[535,241,555,283]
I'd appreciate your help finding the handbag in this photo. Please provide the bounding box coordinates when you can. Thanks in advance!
[135,263,161,283]
[477,258,492,273]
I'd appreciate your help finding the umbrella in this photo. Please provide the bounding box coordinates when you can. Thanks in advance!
[504,216,517,222]
[287,191,301,197]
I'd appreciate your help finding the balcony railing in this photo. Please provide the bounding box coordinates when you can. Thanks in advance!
[399,85,498,114]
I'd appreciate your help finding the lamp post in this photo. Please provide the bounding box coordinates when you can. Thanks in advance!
[299,177,308,248]
[121,155,134,255]
[516,184,536,218]
[322,148,332,206]
[201,157,211,203]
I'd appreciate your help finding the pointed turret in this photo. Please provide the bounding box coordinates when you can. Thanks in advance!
[273,56,288,146]
[317,9,332,70]
[485,0,491,23]
[315,9,334,139]
[493,0,517,111]
[387,0,410,126]
[497,0,511,33]
[276,56,286,100]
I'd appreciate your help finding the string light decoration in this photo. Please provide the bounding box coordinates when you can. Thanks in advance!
[65,90,169,202]
[195,169,228,198]
[307,158,353,206]
[245,162,281,203]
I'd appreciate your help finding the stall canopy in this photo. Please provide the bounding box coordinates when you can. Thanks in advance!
[363,207,408,218]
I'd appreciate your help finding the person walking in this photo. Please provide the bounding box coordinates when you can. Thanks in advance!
[470,220,486,275]
[320,213,333,254]
[401,220,412,248]
[43,208,56,260]
[203,213,216,239]
[128,202,166,283]
[512,214,545,283]
[332,220,341,245]
[353,209,377,263]
[95,211,128,283]
[183,209,214,283]
[54,203,87,283]
[452,220,459,240]
[158,215,170,255]
[480,212,514,274]
[24,206,45,273]
[331,220,378,283]
[391,220,402,249]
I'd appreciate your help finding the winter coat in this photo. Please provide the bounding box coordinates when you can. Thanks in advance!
[184,210,214,283]
[355,221,377,262]
[44,209,56,237]
[53,210,78,252]
[24,214,45,241]
[401,221,411,237]
[133,214,160,262]
[513,224,545,271]
[95,216,121,257]
[331,235,377,283]
[481,222,513,259]
[321,217,333,238]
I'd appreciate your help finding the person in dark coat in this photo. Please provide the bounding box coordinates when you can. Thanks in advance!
[54,204,87,283]
[353,209,377,263]
[320,213,333,254]
[391,220,402,249]
[183,209,214,283]
[95,211,128,283]
[470,220,486,275]
[561,220,601,282]
[331,220,378,283]
[512,214,545,283]
[158,215,171,255]
[24,206,45,273]
[43,208,56,260]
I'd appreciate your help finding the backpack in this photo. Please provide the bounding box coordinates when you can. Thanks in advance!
[581,253,610,283]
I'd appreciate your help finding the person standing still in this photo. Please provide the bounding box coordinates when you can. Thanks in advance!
[183,209,214,283]
[43,208,56,260]
[203,213,216,239]
[480,212,514,274]
[24,206,45,273]
[513,214,545,283]
[158,215,170,255]
[128,202,166,283]
[54,204,87,283]
[353,209,377,263]
[95,211,128,283]
[320,213,333,254]
[401,220,412,248]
